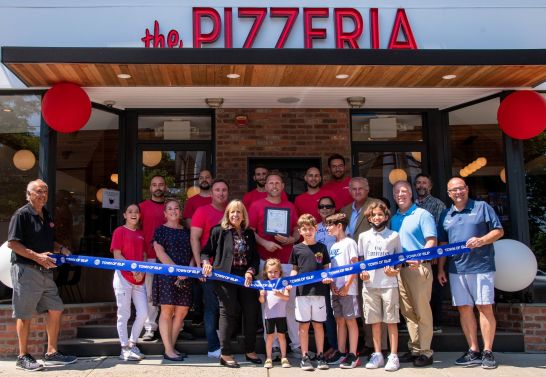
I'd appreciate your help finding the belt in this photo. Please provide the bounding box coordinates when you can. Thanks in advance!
[401,260,431,268]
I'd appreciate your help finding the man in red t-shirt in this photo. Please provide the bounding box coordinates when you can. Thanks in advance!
[139,175,166,341]
[190,179,229,358]
[295,166,339,223]
[322,154,352,208]
[183,169,213,228]
[243,165,287,210]
[248,170,301,354]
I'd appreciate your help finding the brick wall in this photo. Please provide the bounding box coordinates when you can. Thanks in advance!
[216,108,351,199]
[521,304,546,352]
[0,302,116,357]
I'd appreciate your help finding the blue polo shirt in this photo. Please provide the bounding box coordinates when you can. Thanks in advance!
[391,203,437,252]
[438,199,502,274]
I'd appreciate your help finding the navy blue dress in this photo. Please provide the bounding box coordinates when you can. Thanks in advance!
[152,225,193,307]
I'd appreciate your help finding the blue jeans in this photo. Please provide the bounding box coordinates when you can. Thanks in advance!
[203,280,220,352]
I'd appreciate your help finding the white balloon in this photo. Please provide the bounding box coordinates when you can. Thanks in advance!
[0,241,13,288]
[493,239,537,292]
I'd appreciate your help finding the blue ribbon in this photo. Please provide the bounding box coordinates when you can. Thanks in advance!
[52,242,468,291]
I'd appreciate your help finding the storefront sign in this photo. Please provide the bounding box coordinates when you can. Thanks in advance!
[141,7,417,49]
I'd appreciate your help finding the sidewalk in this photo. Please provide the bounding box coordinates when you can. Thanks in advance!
[0,353,545,377]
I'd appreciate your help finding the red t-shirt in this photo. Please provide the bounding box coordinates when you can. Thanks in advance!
[183,194,212,219]
[110,226,146,285]
[191,204,225,248]
[138,199,165,259]
[243,189,288,210]
[294,188,339,223]
[248,198,298,263]
[322,177,352,208]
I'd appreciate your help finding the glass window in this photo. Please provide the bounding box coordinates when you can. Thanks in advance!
[56,108,119,302]
[356,151,422,209]
[138,115,212,141]
[0,94,41,302]
[524,129,546,301]
[141,150,208,205]
[448,98,509,231]
[352,114,423,142]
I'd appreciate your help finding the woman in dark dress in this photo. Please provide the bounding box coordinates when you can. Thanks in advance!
[201,199,261,368]
[152,199,192,361]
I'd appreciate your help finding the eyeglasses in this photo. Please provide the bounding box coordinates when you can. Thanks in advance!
[318,204,335,210]
[447,186,467,194]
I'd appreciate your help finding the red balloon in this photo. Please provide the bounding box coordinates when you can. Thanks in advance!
[42,82,91,133]
[497,91,546,140]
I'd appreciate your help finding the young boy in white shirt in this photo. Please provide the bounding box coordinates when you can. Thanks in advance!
[325,213,361,369]
[358,201,403,372]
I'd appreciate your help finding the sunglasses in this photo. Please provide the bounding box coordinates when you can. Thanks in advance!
[318,204,335,209]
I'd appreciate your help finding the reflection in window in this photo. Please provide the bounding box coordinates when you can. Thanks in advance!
[448,98,510,233]
[0,94,41,302]
[138,116,212,141]
[142,150,208,205]
[352,114,423,142]
[357,152,422,209]
[524,132,546,276]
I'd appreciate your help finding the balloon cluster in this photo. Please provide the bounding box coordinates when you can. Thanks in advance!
[459,157,487,178]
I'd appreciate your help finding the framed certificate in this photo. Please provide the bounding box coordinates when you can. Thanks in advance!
[264,207,290,237]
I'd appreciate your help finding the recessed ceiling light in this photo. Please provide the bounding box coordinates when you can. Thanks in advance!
[117,73,132,79]
[226,73,240,79]
[277,97,300,104]
[2,108,12,112]
[336,74,350,79]
[442,74,457,80]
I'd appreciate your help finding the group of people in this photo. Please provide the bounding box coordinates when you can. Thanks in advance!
[6,153,504,372]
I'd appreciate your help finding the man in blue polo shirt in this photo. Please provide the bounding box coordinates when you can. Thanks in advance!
[390,180,437,367]
[437,177,503,369]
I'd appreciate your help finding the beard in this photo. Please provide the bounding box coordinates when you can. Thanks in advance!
[307,182,320,189]
[199,182,211,190]
[256,180,266,188]
[416,188,428,196]
[152,189,165,199]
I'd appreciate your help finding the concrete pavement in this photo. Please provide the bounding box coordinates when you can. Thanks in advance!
[0,353,545,377]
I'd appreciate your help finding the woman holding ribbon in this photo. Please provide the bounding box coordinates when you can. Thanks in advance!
[152,198,192,361]
[201,199,261,368]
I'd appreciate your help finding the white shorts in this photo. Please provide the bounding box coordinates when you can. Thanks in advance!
[295,296,327,323]
[450,272,495,306]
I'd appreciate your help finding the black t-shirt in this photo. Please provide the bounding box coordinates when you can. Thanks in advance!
[289,242,331,297]
[8,203,55,265]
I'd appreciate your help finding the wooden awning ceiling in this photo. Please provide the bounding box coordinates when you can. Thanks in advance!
[3,47,546,88]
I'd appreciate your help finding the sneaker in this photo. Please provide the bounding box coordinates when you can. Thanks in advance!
[281,358,291,368]
[326,350,346,365]
[300,354,315,371]
[365,352,385,369]
[142,329,157,342]
[130,345,145,359]
[384,354,400,372]
[481,350,498,369]
[340,353,361,369]
[433,326,443,334]
[455,349,482,366]
[316,354,329,370]
[120,347,142,361]
[43,351,78,366]
[398,351,416,363]
[264,359,273,369]
[207,348,221,359]
[16,354,44,371]
[413,355,433,367]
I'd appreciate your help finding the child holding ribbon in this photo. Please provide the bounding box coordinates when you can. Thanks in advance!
[259,258,291,369]
[358,201,403,371]
[110,204,147,361]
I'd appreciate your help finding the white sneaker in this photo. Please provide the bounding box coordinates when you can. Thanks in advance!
[130,345,145,359]
[384,354,400,372]
[120,347,143,361]
[207,348,221,359]
[365,352,385,369]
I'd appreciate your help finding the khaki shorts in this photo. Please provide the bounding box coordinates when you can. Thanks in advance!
[11,264,64,319]
[362,286,399,324]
